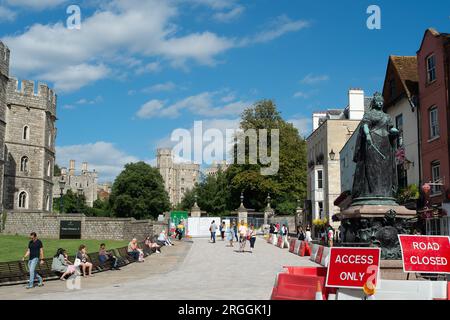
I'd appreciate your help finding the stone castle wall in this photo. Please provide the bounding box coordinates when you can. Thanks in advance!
[2,212,168,241]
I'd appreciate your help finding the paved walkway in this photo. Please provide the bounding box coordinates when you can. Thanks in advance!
[0,237,318,300]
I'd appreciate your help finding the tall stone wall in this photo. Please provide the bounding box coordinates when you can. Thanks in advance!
[2,212,168,241]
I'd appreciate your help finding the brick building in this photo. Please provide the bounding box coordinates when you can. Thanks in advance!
[417,29,450,206]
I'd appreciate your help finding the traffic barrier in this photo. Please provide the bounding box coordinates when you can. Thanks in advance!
[336,279,437,300]
[448,282,450,300]
[289,238,296,253]
[271,284,317,300]
[304,242,311,256]
[267,234,272,244]
[277,235,284,248]
[431,281,448,300]
[320,247,331,267]
[298,241,306,256]
[284,236,290,248]
[293,240,302,255]
[282,266,327,277]
[314,245,324,264]
[309,243,319,262]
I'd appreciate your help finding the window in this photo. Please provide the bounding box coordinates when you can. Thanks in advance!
[181,188,185,194]
[23,126,29,140]
[18,191,28,209]
[20,156,29,172]
[426,54,436,83]
[47,161,51,177]
[317,170,323,189]
[181,178,185,184]
[395,114,403,147]
[429,106,440,139]
[46,195,50,211]
[389,79,396,98]
[48,133,52,147]
[431,161,441,194]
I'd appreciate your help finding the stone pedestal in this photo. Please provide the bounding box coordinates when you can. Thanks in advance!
[238,207,248,224]
[339,204,416,219]
[190,203,201,217]
[380,260,409,280]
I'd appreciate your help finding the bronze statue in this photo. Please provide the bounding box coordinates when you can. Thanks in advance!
[351,92,399,205]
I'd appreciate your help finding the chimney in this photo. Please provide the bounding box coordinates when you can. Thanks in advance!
[82,162,88,173]
[312,112,327,131]
[348,89,365,120]
[69,160,75,176]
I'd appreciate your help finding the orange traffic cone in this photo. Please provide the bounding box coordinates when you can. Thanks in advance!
[315,280,323,300]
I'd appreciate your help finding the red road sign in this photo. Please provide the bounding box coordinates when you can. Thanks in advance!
[398,235,450,274]
[325,247,381,289]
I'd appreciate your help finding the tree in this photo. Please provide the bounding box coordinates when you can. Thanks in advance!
[53,189,86,213]
[179,170,231,216]
[227,100,307,213]
[54,164,61,176]
[109,162,170,219]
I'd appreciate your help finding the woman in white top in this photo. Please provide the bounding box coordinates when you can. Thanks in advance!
[238,220,248,252]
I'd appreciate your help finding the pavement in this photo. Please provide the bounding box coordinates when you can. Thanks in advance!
[0,237,319,300]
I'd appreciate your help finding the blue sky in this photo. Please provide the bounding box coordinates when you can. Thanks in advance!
[1,0,449,182]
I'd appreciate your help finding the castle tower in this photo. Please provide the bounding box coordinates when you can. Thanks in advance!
[3,76,57,212]
[0,42,10,210]
[157,148,174,204]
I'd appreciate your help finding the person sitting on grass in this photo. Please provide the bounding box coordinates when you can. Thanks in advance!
[99,243,120,270]
[158,230,173,246]
[76,245,93,277]
[51,248,77,280]
[127,238,144,262]
[144,236,161,254]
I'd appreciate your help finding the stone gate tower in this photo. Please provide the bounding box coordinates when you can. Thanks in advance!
[3,77,57,212]
[0,42,10,210]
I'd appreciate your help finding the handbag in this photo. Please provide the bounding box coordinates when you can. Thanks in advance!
[74,258,81,267]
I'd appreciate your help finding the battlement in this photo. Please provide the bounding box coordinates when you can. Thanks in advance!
[7,78,57,115]
[0,41,10,77]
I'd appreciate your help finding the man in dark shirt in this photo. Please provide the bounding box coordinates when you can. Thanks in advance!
[22,232,44,289]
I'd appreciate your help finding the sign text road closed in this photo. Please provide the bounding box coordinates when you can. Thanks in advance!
[325,247,381,289]
[398,235,450,274]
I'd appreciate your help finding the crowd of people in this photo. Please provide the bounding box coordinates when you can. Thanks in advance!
[22,229,178,289]
[209,220,258,253]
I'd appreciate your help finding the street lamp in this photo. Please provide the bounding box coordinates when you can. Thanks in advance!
[240,191,244,205]
[58,177,66,213]
[329,149,336,161]
[266,193,271,206]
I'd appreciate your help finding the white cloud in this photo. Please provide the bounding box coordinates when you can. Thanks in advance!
[288,117,311,137]
[301,73,329,85]
[5,0,67,10]
[143,82,176,93]
[56,141,140,182]
[293,91,309,99]
[39,64,110,92]
[240,15,309,45]
[136,91,250,119]
[76,95,103,105]
[3,0,309,92]
[0,6,16,21]
[213,6,245,22]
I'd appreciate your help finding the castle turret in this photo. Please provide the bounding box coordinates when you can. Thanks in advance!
[0,41,10,210]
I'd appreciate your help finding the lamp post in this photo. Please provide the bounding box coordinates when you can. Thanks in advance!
[59,178,66,213]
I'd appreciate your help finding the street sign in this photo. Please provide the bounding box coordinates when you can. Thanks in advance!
[398,235,450,274]
[325,247,381,289]
[60,220,81,239]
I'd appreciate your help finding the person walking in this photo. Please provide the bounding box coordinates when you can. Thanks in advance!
[298,226,305,241]
[248,224,257,253]
[305,225,312,242]
[220,221,226,241]
[238,220,248,252]
[227,222,235,247]
[327,225,335,247]
[22,232,44,289]
[233,221,239,242]
[210,220,217,243]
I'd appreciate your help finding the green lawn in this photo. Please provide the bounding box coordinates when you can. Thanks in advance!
[0,235,128,262]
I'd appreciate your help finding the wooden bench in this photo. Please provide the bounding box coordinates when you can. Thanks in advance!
[0,261,28,285]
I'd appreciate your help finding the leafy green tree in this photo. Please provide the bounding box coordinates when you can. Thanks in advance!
[109,162,170,219]
[54,164,61,176]
[227,100,307,213]
[53,189,86,213]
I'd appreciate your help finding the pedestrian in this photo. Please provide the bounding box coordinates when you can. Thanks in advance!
[233,221,239,242]
[209,220,217,243]
[298,226,305,241]
[22,232,44,289]
[77,245,94,276]
[269,224,275,234]
[238,220,248,252]
[305,225,312,242]
[220,221,226,241]
[248,224,257,253]
[227,222,235,247]
[176,220,184,240]
[327,226,334,247]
